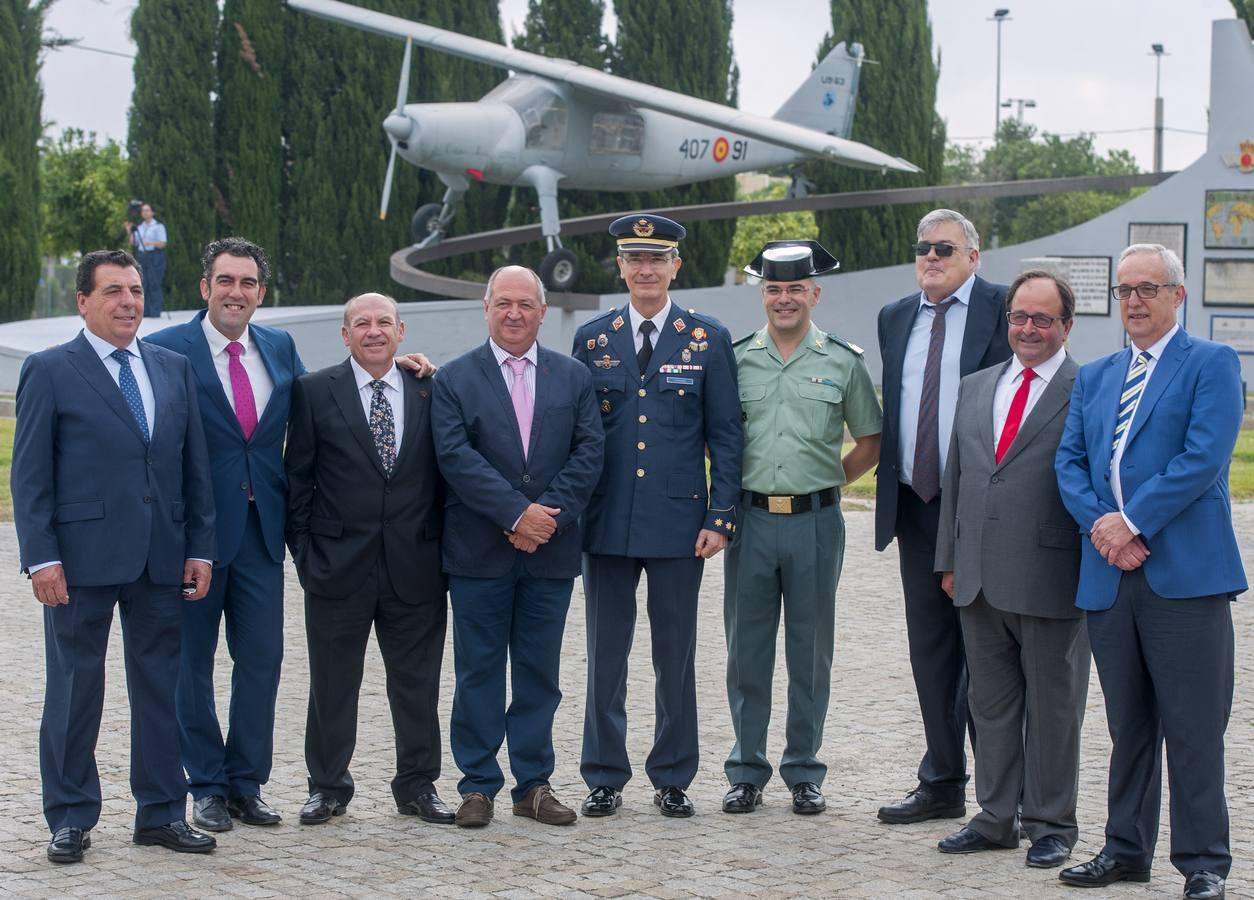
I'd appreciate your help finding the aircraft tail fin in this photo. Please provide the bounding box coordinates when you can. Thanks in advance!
[773,41,864,139]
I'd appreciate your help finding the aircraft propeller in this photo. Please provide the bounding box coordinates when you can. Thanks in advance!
[379,36,413,220]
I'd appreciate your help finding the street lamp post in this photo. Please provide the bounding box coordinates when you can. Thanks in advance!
[989,9,1012,139]
[1001,97,1036,125]
[1150,43,1169,173]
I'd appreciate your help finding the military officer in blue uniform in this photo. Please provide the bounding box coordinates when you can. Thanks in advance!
[574,214,743,818]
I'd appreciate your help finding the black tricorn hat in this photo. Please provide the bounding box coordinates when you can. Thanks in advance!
[743,240,840,281]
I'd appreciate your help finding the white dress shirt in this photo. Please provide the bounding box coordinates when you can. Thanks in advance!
[201,316,274,421]
[898,273,975,484]
[489,338,539,398]
[84,328,156,439]
[133,219,167,251]
[991,345,1068,452]
[628,299,673,352]
[1111,324,1179,534]
[349,358,404,456]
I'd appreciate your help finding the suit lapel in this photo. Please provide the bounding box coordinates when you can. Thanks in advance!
[1125,329,1190,450]
[65,333,149,445]
[1097,349,1130,477]
[960,278,998,376]
[996,356,1076,470]
[249,323,284,428]
[974,361,1005,466]
[474,341,530,463]
[138,340,169,444]
[183,314,238,429]
[605,310,638,381]
[529,346,553,459]
[883,297,917,411]
[329,360,387,479]
[392,371,429,472]
[644,304,687,383]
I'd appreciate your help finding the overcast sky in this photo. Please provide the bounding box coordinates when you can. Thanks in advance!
[41,0,1240,174]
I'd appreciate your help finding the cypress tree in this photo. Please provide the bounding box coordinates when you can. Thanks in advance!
[807,0,943,272]
[128,0,218,309]
[0,0,47,321]
[611,0,738,288]
[215,0,283,268]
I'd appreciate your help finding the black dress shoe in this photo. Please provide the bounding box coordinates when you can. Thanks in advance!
[1026,834,1072,868]
[228,794,282,826]
[938,825,1015,854]
[654,786,694,818]
[791,782,825,815]
[1184,871,1225,899]
[878,787,965,824]
[1059,852,1151,887]
[722,782,763,813]
[398,791,455,824]
[581,786,622,817]
[299,792,345,825]
[47,826,90,864]
[192,795,232,832]
[132,820,216,853]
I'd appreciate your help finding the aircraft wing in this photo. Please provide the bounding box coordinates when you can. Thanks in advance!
[288,0,922,174]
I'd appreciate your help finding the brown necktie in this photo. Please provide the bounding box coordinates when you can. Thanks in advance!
[911,299,955,503]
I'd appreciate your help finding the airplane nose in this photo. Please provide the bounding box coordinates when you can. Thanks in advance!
[384,113,414,144]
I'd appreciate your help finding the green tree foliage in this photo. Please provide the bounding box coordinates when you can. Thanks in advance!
[128,0,217,310]
[0,0,49,322]
[943,120,1141,246]
[215,0,282,265]
[40,129,129,257]
[729,179,818,273]
[611,0,738,288]
[1233,0,1253,34]
[807,0,943,273]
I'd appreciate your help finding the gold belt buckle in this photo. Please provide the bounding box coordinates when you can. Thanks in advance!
[767,495,793,514]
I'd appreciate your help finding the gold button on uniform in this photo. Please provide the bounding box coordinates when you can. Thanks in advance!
[637,441,646,450]
[638,388,646,397]
[636,468,645,478]
[677,389,685,396]
[639,414,647,423]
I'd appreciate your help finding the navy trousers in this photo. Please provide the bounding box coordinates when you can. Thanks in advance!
[137,249,165,317]
[448,558,573,803]
[41,574,187,832]
[176,503,284,800]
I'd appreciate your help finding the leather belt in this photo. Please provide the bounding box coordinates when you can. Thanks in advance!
[748,487,839,515]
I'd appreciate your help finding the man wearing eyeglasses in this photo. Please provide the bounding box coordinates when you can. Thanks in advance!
[721,240,880,817]
[933,270,1089,868]
[874,209,1011,826]
[1055,244,1244,900]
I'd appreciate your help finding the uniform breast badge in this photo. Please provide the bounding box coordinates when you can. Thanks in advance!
[691,327,707,342]
[611,315,625,331]
[601,399,612,413]
[593,355,621,369]
[673,317,686,333]
[597,333,609,347]
[681,348,692,363]
[586,338,596,350]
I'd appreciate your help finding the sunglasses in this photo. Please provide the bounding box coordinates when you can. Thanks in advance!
[911,241,964,257]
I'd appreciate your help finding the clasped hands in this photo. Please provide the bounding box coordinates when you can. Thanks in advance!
[1090,511,1150,571]
[507,503,561,553]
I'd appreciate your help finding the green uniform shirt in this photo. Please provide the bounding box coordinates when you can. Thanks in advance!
[734,322,882,495]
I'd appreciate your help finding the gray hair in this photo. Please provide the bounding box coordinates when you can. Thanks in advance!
[1119,243,1185,284]
[342,292,400,327]
[917,208,981,252]
[484,265,547,307]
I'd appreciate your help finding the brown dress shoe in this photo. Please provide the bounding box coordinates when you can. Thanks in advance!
[455,792,494,828]
[512,784,577,826]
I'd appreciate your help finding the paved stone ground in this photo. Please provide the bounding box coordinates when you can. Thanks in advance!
[0,505,1251,898]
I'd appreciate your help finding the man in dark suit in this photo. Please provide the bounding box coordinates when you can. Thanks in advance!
[1056,244,1245,900]
[13,249,218,862]
[146,238,301,832]
[574,214,743,819]
[934,270,1089,868]
[284,293,452,828]
[875,208,1011,824]
[432,266,603,828]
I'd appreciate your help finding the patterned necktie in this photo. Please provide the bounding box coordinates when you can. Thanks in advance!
[110,348,150,444]
[911,298,956,503]
[1112,351,1152,454]
[368,380,396,476]
[505,356,534,460]
[995,368,1036,464]
[637,320,656,374]
[225,341,258,440]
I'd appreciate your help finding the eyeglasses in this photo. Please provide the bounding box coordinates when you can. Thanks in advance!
[1110,282,1177,300]
[763,285,813,299]
[1007,310,1069,329]
[620,253,675,268]
[912,241,964,257]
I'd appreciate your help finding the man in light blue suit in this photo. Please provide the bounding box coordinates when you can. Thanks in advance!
[146,238,302,832]
[1055,244,1245,900]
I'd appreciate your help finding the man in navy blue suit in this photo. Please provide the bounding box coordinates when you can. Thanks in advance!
[1056,244,1245,900]
[146,238,302,832]
[432,266,603,828]
[13,249,218,862]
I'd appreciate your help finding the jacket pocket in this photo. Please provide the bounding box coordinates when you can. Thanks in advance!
[666,473,706,500]
[55,500,105,523]
[311,515,343,537]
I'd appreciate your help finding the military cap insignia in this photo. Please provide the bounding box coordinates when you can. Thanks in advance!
[673,317,687,333]
[633,218,655,237]
[586,338,596,350]
[611,315,625,331]
[691,327,707,342]
[597,333,609,347]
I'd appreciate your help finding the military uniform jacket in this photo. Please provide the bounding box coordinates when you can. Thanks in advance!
[573,302,742,557]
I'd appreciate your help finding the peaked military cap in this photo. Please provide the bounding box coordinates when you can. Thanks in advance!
[743,240,840,281]
[610,214,686,254]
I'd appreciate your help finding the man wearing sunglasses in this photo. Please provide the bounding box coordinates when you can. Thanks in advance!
[874,209,1011,826]
[1055,244,1243,900]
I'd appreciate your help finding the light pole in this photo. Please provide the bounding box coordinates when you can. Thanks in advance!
[989,9,1012,139]
[1149,43,1169,173]
[1001,97,1036,126]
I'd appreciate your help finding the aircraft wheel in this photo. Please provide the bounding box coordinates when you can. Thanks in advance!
[411,203,445,243]
[540,248,578,292]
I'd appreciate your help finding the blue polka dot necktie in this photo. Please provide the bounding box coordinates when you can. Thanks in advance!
[111,348,150,444]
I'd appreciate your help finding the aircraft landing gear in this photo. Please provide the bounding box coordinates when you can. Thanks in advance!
[540,247,577,292]
[412,179,466,248]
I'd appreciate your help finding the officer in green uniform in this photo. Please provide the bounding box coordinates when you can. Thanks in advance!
[722,240,882,816]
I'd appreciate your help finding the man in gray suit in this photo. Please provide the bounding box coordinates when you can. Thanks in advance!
[934,270,1090,868]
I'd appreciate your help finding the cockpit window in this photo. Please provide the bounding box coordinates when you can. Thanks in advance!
[486,77,568,150]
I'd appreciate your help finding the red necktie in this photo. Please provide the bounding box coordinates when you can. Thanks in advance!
[995,368,1035,464]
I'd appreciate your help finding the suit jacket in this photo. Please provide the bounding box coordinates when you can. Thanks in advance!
[1055,329,1247,609]
[573,304,742,557]
[875,275,1011,550]
[935,355,1082,619]
[12,331,216,586]
[145,310,304,566]
[284,360,443,599]
[431,341,603,579]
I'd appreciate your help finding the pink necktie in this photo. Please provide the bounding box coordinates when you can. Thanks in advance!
[226,341,258,440]
[506,356,533,460]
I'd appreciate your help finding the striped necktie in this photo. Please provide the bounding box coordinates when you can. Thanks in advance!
[1112,350,1152,455]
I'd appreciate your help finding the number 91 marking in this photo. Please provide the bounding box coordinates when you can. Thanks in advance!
[678,137,749,162]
